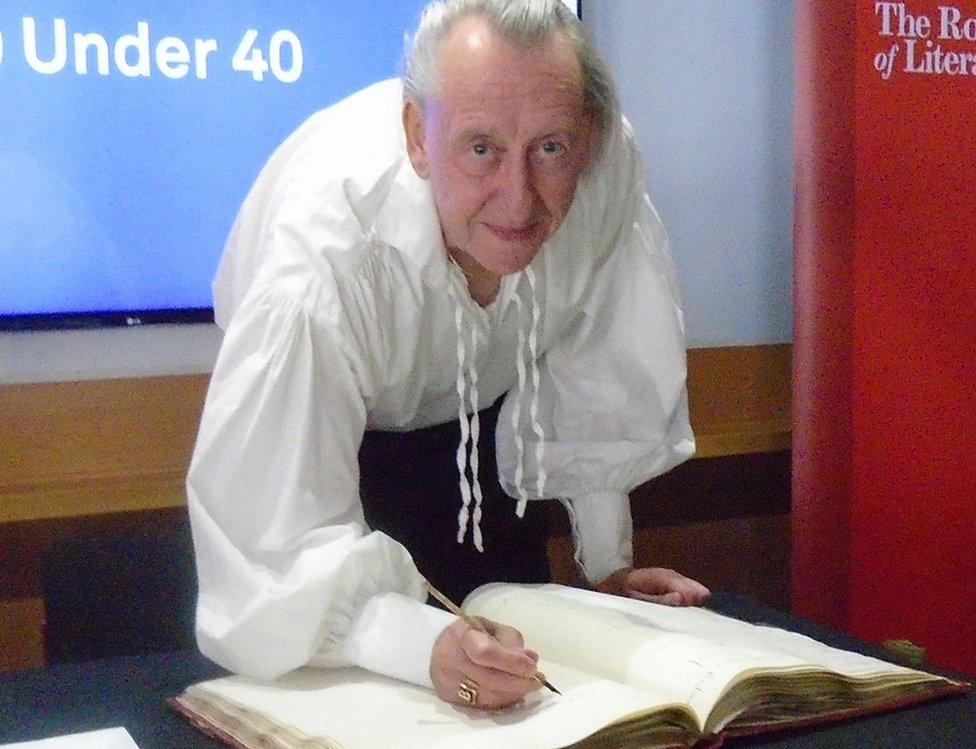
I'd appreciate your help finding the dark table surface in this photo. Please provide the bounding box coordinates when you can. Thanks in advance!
[1,593,972,748]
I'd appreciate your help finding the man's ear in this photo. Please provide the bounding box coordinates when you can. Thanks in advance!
[403,99,430,179]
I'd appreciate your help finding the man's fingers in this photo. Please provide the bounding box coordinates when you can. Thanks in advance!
[681,579,711,604]
[628,582,710,606]
[460,625,538,678]
[453,681,528,711]
[477,617,528,650]
[610,567,712,607]
[430,619,541,711]
[661,574,711,605]
[628,589,685,606]
[458,656,539,697]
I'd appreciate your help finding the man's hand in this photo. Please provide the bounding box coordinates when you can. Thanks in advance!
[597,567,711,606]
[430,616,542,710]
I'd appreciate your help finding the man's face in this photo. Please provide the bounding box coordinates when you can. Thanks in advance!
[404,16,594,286]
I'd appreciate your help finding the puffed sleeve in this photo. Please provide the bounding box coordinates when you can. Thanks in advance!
[187,254,452,684]
[497,120,695,585]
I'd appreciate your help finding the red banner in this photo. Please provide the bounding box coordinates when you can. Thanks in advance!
[794,0,976,675]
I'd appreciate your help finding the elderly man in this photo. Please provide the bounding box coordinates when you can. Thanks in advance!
[188,0,708,711]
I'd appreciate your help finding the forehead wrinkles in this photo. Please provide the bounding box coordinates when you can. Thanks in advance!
[455,69,582,108]
[447,102,583,144]
[435,69,587,140]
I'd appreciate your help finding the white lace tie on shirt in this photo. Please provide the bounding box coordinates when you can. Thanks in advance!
[448,267,548,552]
[447,280,484,551]
[510,266,547,519]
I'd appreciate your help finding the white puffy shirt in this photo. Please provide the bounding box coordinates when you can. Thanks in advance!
[187,79,695,686]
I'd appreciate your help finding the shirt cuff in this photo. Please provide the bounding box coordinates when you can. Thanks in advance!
[339,592,454,689]
[560,491,633,585]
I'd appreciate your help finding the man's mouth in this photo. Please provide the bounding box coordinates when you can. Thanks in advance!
[484,222,540,243]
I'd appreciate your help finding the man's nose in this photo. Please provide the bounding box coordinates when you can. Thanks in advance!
[495,154,537,222]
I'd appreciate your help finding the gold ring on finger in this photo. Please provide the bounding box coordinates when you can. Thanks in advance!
[457,679,479,705]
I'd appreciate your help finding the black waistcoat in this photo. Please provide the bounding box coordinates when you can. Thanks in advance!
[359,397,551,606]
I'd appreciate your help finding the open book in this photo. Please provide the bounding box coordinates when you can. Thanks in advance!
[171,584,968,748]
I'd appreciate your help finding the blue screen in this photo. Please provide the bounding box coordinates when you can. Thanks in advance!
[0,1,431,324]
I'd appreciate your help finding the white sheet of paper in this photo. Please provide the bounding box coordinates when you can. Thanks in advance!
[0,727,139,749]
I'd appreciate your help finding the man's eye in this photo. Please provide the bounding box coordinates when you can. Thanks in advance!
[471,143,491,156]
[540,140,566,155]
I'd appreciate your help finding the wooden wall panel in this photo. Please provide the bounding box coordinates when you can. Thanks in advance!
[0,345,789,523]
[0,598,45,671]
[0,374,208,522]
[687,344,792,457]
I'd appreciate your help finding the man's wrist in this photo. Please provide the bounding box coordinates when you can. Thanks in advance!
[562,491,634,584]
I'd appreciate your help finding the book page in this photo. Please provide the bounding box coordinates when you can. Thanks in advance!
[464,584,800,725]
[463,584,944,727]
[533,586,934,679]
[188,663,699,749]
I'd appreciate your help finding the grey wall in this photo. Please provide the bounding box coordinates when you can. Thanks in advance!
[0,323,222,384]
[584,0,794,346]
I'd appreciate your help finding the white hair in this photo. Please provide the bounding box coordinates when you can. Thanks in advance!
[402,0,619,140]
